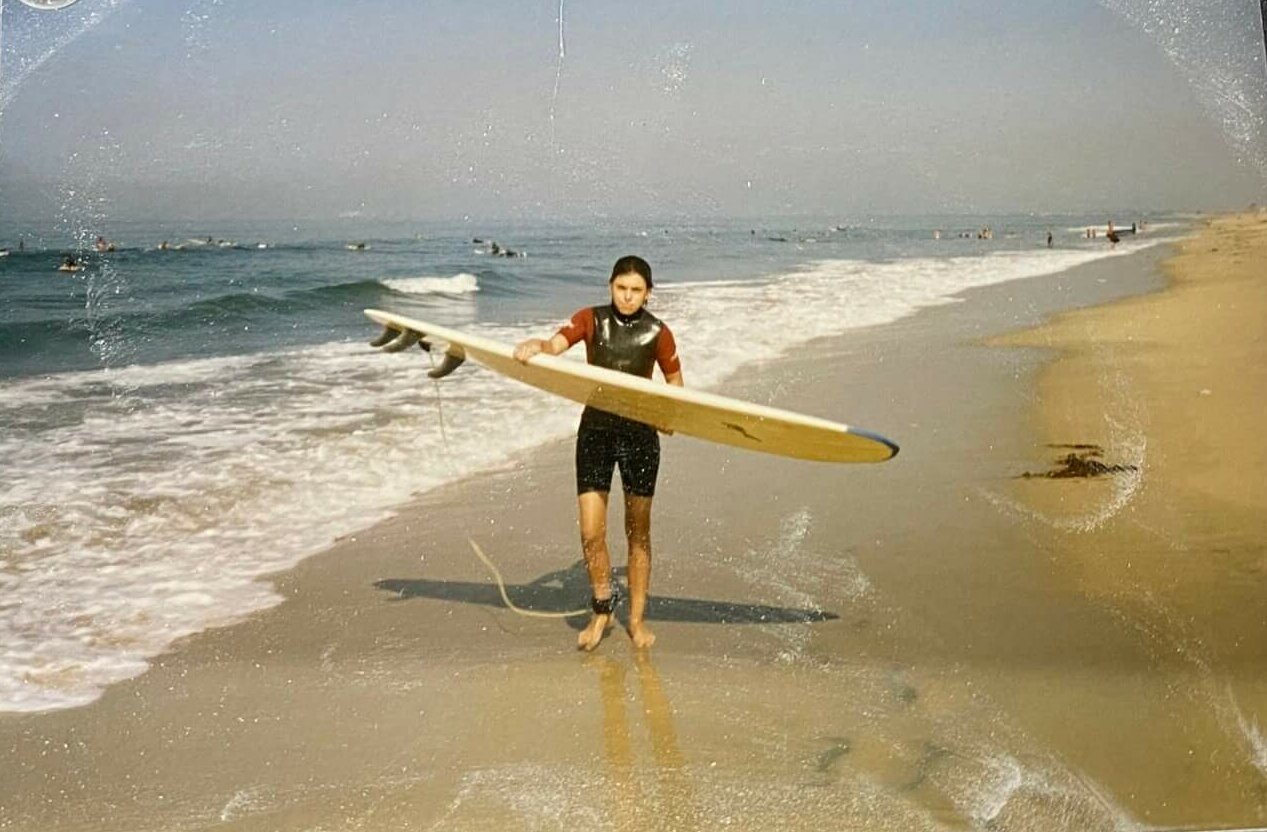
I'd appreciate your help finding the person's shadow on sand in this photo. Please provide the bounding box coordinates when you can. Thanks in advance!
[374,561,839,631]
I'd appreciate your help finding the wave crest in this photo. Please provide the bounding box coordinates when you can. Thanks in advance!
[380,273,479,296]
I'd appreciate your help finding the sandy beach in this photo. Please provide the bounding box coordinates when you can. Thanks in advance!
[991,211,1267,825]
[3,219,1266,831]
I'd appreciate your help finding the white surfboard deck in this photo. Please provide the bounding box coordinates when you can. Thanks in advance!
[365,309,898,464]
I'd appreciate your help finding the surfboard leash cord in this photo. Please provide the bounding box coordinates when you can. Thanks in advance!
[424,348,589,620]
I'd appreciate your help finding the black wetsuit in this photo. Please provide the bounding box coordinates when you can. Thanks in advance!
[562,304,677,497]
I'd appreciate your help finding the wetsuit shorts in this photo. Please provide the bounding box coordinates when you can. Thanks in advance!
[575,420,661,498]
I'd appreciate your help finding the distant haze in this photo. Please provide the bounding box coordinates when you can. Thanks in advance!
[1,0,1265,224]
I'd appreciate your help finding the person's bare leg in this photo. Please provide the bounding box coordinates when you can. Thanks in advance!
[577,491,614,651]
[624,494,656,648]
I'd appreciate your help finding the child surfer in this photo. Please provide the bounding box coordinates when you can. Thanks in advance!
[514,256,683,651]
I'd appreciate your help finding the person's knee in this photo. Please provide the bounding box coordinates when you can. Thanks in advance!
[624,492,653,513]
[624,514,652,549]
[580,526,607,554]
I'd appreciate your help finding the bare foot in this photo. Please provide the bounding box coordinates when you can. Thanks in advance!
[628,621,656,649]
[577,613,612,651]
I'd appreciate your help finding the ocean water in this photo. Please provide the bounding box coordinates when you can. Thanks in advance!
[0,214,1184,713]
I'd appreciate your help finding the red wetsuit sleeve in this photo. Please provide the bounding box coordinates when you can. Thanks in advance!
[555,307,594,348]
[656,324,682,377]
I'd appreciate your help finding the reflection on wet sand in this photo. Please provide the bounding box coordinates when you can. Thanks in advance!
[592,652,701,831]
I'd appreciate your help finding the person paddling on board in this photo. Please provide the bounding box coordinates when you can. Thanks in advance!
[513,255,684,651]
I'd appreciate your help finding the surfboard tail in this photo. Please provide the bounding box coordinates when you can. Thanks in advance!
[367,326,397,348]
[369,322,467,378]
[427,352,465,379]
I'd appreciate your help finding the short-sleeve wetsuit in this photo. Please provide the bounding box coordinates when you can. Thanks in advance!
[555,304,681,497]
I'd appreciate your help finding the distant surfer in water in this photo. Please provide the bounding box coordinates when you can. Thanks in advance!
[514,255,684,651]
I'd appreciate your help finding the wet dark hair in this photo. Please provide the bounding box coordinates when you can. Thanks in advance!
[609,255,652,290]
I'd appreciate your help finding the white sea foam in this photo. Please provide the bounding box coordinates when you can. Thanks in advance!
[1226,689,1267,778]
[380,272,479,295]
[0,235,1174,712]
[219,787,270,823]
[735,508,817,661]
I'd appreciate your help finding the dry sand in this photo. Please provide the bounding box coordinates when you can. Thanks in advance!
[2,224,1265,830]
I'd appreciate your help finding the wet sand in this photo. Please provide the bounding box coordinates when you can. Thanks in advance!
[3,228,1265,830]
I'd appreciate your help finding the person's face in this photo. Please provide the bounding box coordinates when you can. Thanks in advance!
[610,273,649,315]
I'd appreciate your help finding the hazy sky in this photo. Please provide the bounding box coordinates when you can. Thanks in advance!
[1,0,1265,223]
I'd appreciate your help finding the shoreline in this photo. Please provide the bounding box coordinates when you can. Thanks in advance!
[0,227,1177,719]
[8,231,1255,831]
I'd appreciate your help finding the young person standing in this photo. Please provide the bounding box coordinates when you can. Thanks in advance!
[514,255,683,650]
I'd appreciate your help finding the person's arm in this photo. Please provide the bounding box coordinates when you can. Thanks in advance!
[656,325,683,387]
[517,308,592,363]
[658,368,684,435]
[513,333,569,363]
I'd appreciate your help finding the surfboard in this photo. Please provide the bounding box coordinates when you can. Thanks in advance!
[365,309,899,464]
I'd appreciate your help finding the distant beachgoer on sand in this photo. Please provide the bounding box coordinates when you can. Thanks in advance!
[1047,231,1053,248]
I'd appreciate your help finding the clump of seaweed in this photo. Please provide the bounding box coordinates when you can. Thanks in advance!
[1019,444,1139,479]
